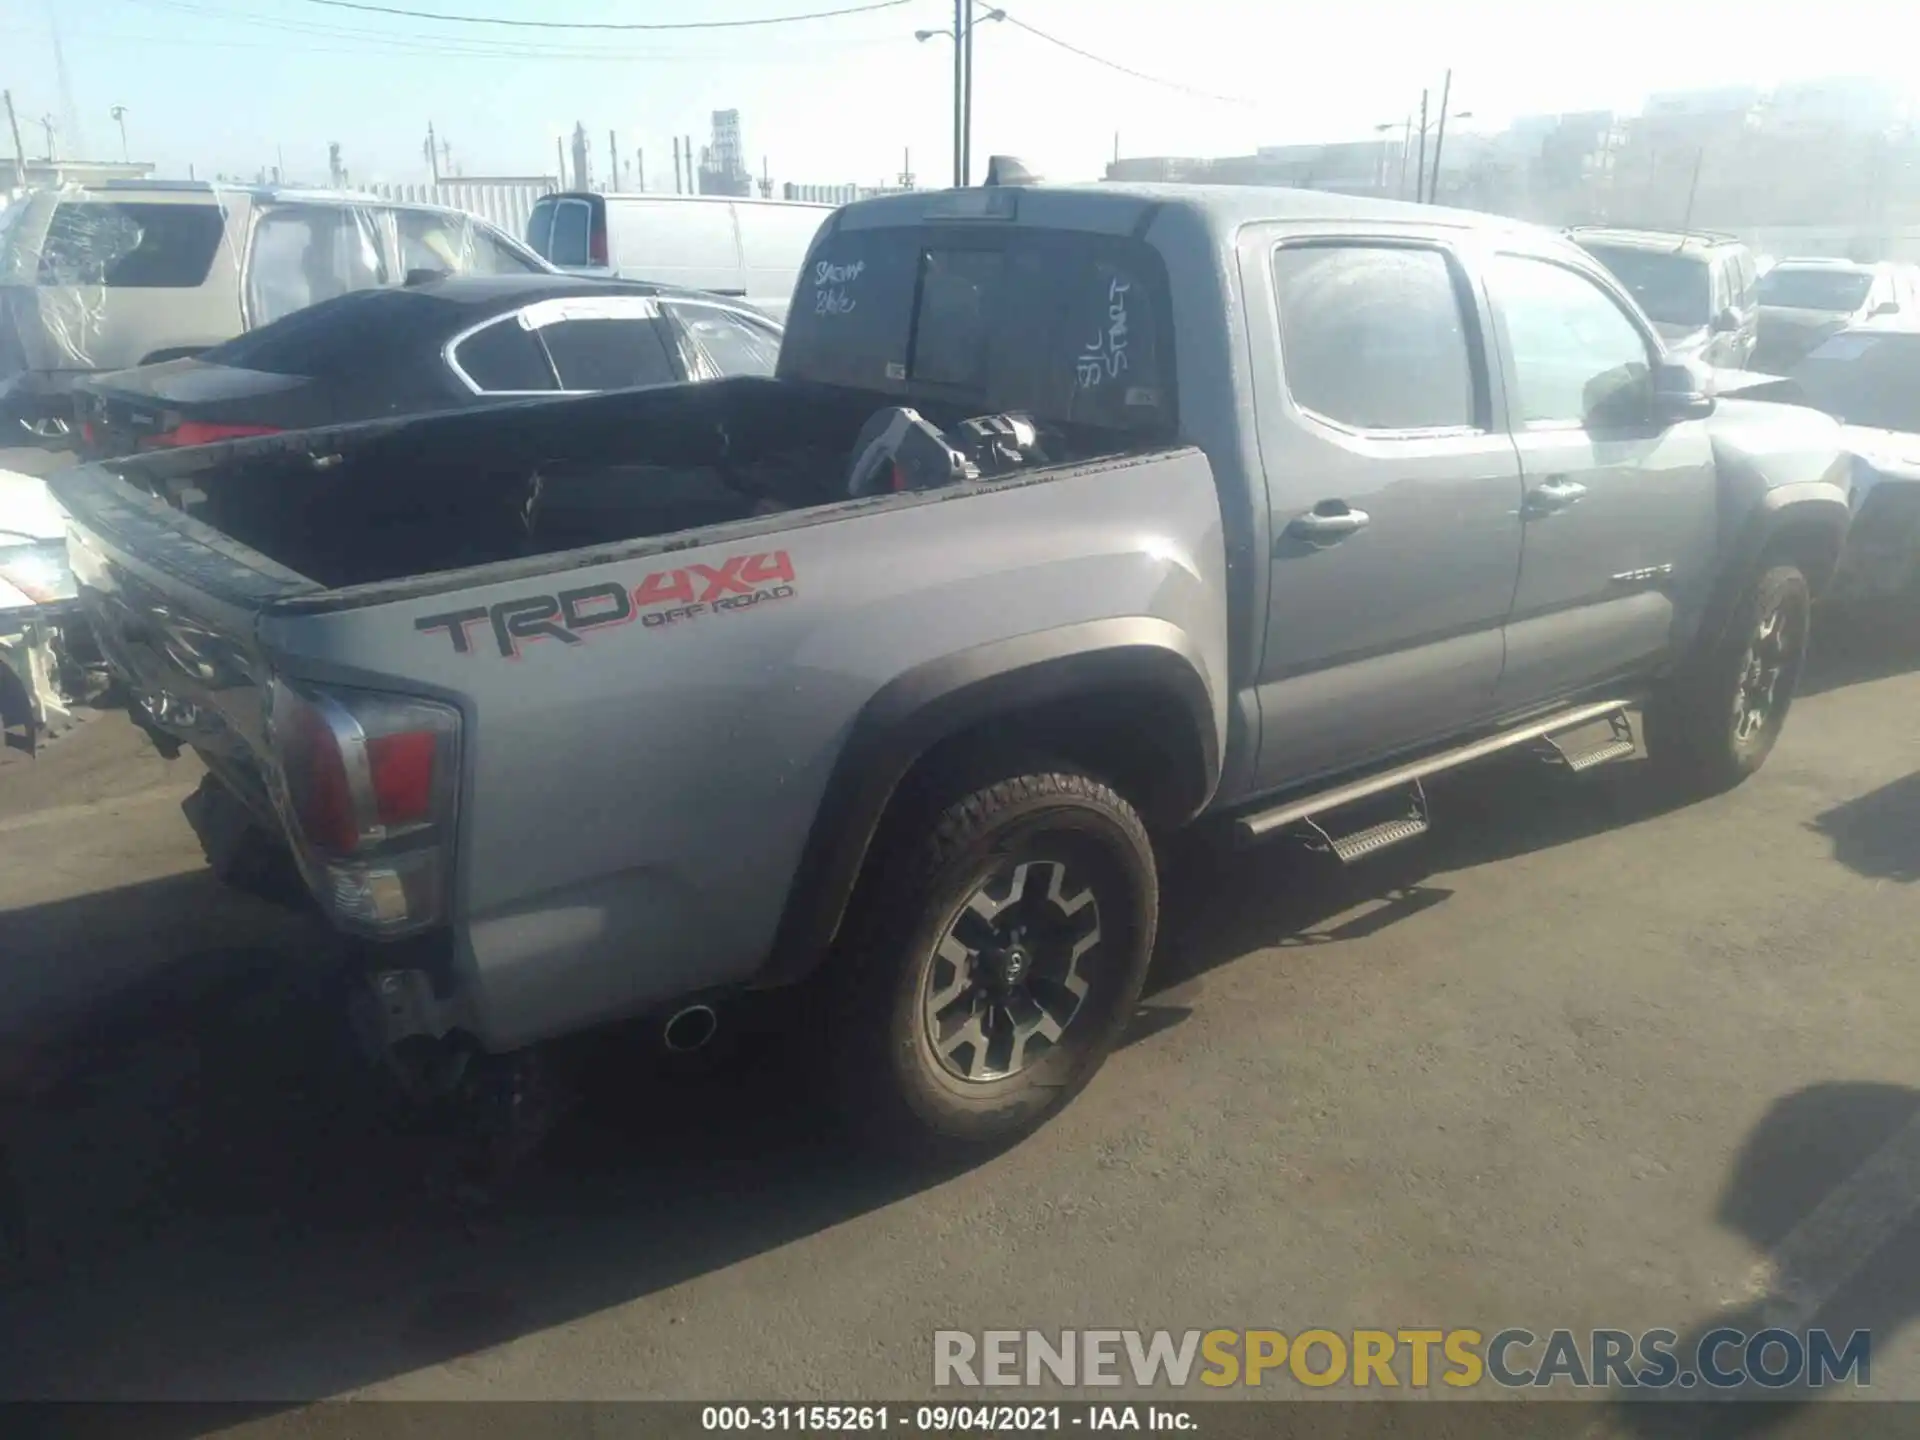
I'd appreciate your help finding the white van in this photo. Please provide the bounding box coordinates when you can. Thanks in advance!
[526,192,833,323]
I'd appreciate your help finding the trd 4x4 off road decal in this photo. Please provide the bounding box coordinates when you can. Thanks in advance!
[416,550,797,659]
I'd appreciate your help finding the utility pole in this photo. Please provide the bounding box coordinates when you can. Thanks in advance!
[961,0,976,185]
[425,122,440,183]
[110,105,129,162]
[1415,89,1429,207]
[608,130,618,193]
[1679,145,1705,233]
[1427,69,1452,203]
[2,92,25,185]
[636,147,645,192]
[672,137,682,193]
[952,0,964,185]
[685,134,695,193]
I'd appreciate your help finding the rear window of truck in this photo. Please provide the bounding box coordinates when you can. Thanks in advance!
[779,224,1174,433]
[35,201,226,288]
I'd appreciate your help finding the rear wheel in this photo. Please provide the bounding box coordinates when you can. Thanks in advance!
[825,768,1158,1158]
[1644,562,1811,795]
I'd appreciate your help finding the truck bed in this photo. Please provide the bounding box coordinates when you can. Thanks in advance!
[80,378,889,594]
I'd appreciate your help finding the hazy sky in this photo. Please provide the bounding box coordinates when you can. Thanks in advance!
[1,0,1913,189]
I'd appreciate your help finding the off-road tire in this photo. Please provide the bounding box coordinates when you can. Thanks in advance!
[1644,562,1811,796]
[825,768,1158,1159]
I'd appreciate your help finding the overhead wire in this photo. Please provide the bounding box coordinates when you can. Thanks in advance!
[84,0,916,60]
[286,0,918,30]
[995,11,1257,107]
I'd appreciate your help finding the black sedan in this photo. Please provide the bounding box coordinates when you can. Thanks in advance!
[74,273,783,458]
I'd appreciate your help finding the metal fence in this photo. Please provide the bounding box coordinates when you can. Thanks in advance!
[359,178,558,239]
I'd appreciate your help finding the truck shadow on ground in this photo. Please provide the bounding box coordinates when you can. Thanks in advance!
[0,746,1712,1414]
[1591,1081,1920,1440]
[1148,748,1691,999]
[1797,607,1920,699]
[1807,770,1920,883]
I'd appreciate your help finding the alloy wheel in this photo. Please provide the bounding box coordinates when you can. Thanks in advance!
[921,857,1104,1083]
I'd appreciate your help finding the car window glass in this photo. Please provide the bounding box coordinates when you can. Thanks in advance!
[547,201,592,267]
[1759,268,1875,312]
[1575,243,1711,327]
[1271,243,1477,431]
[247,205,389,327]
[537,316,679,390]
[665,302,780,376]
[526,201,556,260]
[397,210,538,278]
[35,202,226,288]
[452,314,559,392]
[1487,254,1654,428]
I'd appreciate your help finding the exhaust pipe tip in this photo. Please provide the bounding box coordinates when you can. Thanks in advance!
[662,1003,719,1054]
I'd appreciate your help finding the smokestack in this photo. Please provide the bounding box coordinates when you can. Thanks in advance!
[672,136,681,194]
[686,135,695,193]
[608,130,618,193]
[637,147,645,192]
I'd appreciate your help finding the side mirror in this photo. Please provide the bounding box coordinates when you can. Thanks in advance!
[1870,300,1900,318]
[404,266,451,287]
[1652,357,1716,424]
[1711,307,1740,333]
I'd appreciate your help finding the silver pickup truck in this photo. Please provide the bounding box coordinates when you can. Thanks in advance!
[51,178,1852,1161]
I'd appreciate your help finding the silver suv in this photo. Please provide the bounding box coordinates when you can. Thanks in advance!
[0,180,549,440]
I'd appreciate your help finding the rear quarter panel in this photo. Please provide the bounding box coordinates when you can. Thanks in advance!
[261,453,1228,1051]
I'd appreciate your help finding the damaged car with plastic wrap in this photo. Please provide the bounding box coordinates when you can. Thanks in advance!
[0,179,546,443]
[0,463,108,749]
[49,170,1855,1175]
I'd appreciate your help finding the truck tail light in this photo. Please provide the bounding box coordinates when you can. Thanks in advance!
[589,205,609,266]
[268,680,461,938]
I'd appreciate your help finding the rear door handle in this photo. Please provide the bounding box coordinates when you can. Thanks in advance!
[1285,503,1371,546]
[1524,477,1588,517]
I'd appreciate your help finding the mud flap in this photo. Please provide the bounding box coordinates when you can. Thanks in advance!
[180,772,308,909]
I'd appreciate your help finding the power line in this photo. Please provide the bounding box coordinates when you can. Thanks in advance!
[288,0,916,30]
[999,12,1256,106]
[93,0,915,60]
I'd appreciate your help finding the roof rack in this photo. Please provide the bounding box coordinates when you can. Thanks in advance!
[1565,223,1743,246]
[90,178,216,193]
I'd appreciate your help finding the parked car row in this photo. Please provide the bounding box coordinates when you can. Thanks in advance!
[1567,225,1920,377]
[0,179,826,746]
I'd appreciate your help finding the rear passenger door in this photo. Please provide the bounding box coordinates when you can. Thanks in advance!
[1244,233,1525,791]
[244,203,389,327]
[1483,249,1718,711]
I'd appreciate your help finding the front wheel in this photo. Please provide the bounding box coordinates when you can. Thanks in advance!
[1644,562,1811,795]
[825,769,1159,1158]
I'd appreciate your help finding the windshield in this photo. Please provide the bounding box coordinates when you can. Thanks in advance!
[1759,267,1874,312]
[1787,330,1920,433]
[1576,244,1711,326]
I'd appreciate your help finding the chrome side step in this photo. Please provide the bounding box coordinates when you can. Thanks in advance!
[1297,779,1431,863]
[1535,710,1637,773]
[1235,697,1639,847]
